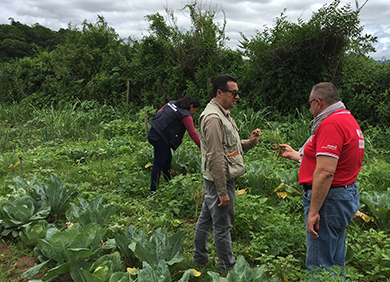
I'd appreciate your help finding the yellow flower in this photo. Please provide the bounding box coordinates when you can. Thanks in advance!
[8,164,13,169]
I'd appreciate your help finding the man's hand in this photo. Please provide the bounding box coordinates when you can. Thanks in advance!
[274,144,301,162]
[307,212,320,238]
[218,194,230,207]
[249,128,261,146]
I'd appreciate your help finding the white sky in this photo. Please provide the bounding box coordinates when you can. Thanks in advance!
[1,0,389,60]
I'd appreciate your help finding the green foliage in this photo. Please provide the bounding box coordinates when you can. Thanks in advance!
[360,189,390,230]
[116,225,187,267]
[172,146,201,174]
[207,255,279,281]
[137,259,192,282]
[0,195,51,237]
[0,19,67,63]
[234,193,305,262]
[338,54,390,126]
[239,0,377,114]
[357,161,390,194]
[79,252,125,282]
[147,173,202,218]
[40,174,79,218]
[362,125,390,162]
[65,195,117,227]
[347,227,390,281]
[1,86,390,281]
[241,160,283,196]
[19,219,55,248]
[22,222,107,281]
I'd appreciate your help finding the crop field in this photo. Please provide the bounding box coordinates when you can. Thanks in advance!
[0,102,390,281]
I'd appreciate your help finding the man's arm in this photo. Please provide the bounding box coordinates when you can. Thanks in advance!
[241,129,261,150]
[307,155,338,238]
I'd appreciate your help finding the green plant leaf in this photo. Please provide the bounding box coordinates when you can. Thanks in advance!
[64,248,94,262]
[42,262,71,281]
[44,174,79,215]
[21,259,51,279]
[109,272,134,282]
[115,234,138,266]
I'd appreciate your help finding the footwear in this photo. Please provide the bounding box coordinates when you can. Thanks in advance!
[193,259,208,266]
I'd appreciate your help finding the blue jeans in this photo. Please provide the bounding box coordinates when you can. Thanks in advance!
[193,179,236,273]
[148,127,172,192]
[303,182,359,272]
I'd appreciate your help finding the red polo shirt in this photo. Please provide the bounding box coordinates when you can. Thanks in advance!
[299,110,364,186]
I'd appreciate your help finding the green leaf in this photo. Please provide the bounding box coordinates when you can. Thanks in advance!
[109,272,134,282]
[177,269,191,282]
[65,195,116,227]
[115,234,138,266]
[64,248,93,262]
[134,243,158,266]
[21,260,51,279]
[44,174,79,215]
[42,262,71,281]
[20,220,55,248]
[207,271,221,282]
[90,252,124,274]
[80,268,105,282]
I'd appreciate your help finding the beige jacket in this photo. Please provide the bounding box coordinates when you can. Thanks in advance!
[199,100,253,195]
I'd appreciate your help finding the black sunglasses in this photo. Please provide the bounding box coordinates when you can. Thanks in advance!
[223,89,242,96]
[306,98,323,109]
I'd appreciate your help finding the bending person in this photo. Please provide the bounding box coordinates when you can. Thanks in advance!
[148,96,201,194]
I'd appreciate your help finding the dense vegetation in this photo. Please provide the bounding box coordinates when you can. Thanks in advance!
[0,18,69,63]
[0,0,390,281]
[0,1,389,125]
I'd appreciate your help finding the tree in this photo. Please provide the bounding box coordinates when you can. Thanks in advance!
[126,1,243,108]
[238,0,377,114]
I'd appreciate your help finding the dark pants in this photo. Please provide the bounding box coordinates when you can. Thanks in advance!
[148,127,172,192]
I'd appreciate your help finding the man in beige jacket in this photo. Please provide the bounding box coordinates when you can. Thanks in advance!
[193,74,260,274]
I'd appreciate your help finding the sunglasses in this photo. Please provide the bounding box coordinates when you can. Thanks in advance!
[306,98,323,109]
[223,89,242,96]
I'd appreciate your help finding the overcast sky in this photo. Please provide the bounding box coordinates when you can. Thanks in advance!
[1,0,389,60]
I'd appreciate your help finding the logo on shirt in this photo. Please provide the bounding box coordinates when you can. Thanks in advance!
[321,144,337,151]
[168,103,177,112]
[356,129,364,139]
[359,139,365,149]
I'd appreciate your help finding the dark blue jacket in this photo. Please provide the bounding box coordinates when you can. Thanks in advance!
[149,101,190,150]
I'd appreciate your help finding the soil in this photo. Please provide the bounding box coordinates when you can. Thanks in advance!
[0,240,75,282]
[0,240,40,281]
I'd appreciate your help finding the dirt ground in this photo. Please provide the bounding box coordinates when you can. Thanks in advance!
[0,240,40,281]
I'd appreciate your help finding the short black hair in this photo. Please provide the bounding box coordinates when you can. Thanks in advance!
[175,95,200,110]
[211,74,237,98]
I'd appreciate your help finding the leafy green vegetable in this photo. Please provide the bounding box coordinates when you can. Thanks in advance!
[208,255,279,282]
[79,252,125,281]
[20,219,55,247]
[361,189,390,230]
[116,225,186,267]
[42,174,79,217]
[0,195,51,237]
[137,260,191,282]
[65,194,116,227]
[22,222,107,281]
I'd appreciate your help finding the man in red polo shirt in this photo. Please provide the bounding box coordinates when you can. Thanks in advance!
[276,82,364,272]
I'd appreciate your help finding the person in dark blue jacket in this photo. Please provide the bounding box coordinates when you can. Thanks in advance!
[148,96,201,194]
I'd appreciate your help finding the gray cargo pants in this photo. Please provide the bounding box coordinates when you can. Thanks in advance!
[193,179,236,273]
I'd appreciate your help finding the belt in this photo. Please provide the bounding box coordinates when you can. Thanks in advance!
[302,184,350,192]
